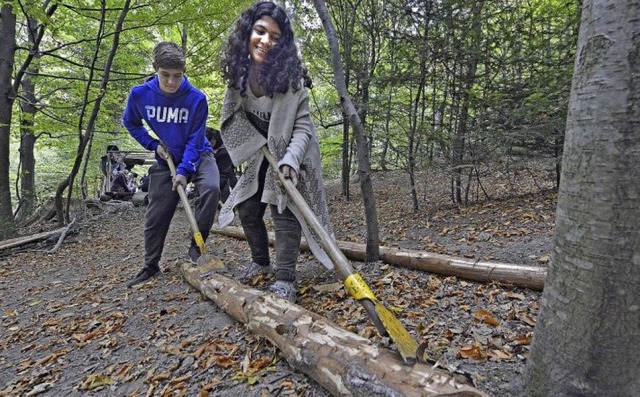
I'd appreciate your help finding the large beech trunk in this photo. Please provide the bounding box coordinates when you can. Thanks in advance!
[180,262,487,397]
[213,226,546,291]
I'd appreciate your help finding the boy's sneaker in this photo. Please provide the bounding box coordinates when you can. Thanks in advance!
[242,262,272,281]
[188,246,201,264]
[269,280,297,303]
[127,266,160,288]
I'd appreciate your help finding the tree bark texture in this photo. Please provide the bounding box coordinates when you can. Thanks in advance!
[213,226,547,291]
[16,16,39,222]
[180,263,487,397]
[523,1,640,396]
[0,4,17,238]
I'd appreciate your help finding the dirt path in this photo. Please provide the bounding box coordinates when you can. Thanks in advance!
[0,205,331,396]
[1,172,554,396]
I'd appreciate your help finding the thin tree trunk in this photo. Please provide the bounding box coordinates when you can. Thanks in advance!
[214,226,547,291]
[16,17,40,222]
[522,1,640,395]
[0,227,65,251]
[313,0,380,262]
[55,0,130,223]
[452,0,483,206]
[341,114,350,199]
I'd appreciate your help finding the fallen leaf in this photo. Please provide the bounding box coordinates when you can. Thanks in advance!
[505,292,525,300]
[312,282,342,292]
[79,374,111,391]
[473,309,500,327]
[513,334,532,346]
[151,371,172,382]
[488,349,513,361]
[517,312,537,326]
[458,344,487,361]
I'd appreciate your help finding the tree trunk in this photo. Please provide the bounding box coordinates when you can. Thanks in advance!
[16,18,40,222]
[55,0,129,223]
[0,2,57,236]
[214,226,547,291]
[0,4,17,238]
[451,0,483,206]
[312,0,380,263]
[341,114,350,199]
[522,1,640,395]
[179,263,487,397]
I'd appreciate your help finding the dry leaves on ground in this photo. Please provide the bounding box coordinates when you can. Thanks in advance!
[0,168,554,396]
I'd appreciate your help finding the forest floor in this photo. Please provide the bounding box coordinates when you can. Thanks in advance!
[0,163,556,397]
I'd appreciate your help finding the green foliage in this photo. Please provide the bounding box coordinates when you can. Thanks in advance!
[6,0,580,210]
[318,132,343,180]
[7,0,252,205]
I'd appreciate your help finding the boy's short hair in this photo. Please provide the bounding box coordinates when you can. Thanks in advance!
[152,42,186,70]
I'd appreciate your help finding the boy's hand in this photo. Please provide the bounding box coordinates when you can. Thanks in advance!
[173,174,187,191]
[156,145,170,160]
[279,165,298,187]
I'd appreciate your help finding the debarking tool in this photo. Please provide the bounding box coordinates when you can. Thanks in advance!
[165,154,225,277]
[261,146,418,362]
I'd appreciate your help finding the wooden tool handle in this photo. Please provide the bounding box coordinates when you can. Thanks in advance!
[261,146,355,279]
[165,155,203,245]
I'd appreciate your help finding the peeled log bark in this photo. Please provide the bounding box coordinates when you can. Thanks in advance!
[213,226,546,291]
[180,262,487,397]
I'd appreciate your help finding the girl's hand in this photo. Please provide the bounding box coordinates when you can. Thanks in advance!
[279,165,298,187]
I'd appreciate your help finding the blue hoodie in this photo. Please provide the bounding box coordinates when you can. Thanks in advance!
[122,75,212,177]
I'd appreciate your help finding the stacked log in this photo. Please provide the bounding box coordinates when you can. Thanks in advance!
[213,226,546,291]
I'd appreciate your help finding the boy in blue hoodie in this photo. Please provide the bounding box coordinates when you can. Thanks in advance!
[122,41,220,287]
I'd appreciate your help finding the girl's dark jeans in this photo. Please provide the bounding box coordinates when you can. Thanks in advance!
[237,160,301,282]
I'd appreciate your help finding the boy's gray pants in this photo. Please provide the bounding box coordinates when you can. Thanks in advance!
[143,152,220,270]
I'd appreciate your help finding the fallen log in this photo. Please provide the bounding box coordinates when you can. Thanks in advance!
[0,228,65,251]
[213,226,546,291]
[179,262,488,397]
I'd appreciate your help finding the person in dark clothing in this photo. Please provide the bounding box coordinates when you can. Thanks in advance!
[139,174,150,192]
[206,127,237,204]
[110,162,132,193]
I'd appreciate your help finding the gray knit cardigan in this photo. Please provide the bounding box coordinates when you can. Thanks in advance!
[217,86,335,270]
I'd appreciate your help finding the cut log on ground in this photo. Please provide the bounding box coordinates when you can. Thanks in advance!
[179,262,488,397]
[213,226,546,291]
[0,228,65,251]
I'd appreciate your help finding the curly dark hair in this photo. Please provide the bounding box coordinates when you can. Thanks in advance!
[219,1,311,96]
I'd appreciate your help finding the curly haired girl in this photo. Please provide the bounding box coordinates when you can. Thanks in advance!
[217,1,333,303]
